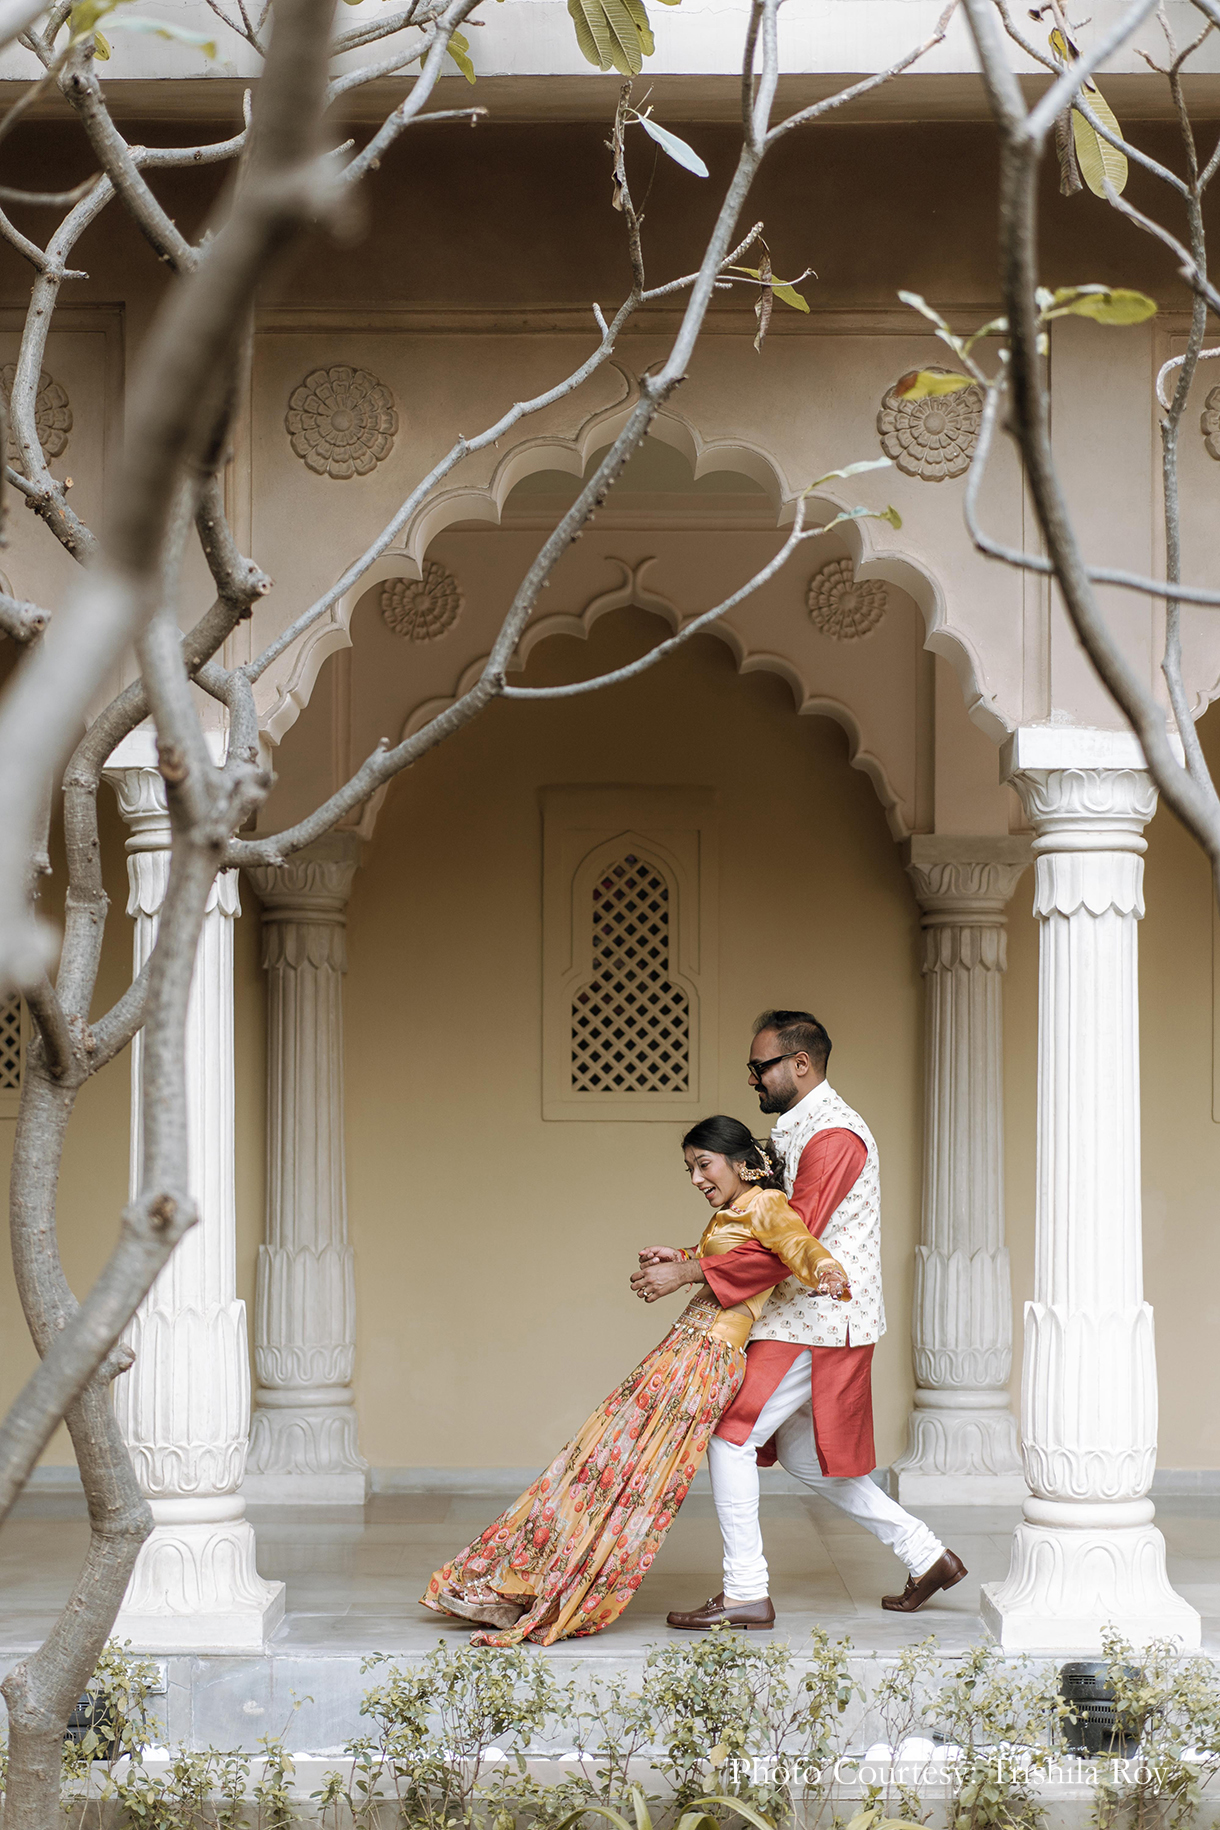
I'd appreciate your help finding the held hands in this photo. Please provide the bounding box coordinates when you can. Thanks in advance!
[816,1263,852,1302]
[631,1252,698,1303]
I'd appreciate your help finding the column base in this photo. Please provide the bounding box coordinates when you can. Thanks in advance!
[981,1518,1201,1652]
[892,1399,1027,1505]
[243,1468,369,1506]
[114,1512,286,1653]
[894,1470,1029,1505]
[245,1401,369,1506]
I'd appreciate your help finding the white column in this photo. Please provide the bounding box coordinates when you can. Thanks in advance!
[892,835,1031,1506]
[243,837,368,1505]
[981,728,1199,1652]
[105,735,284,1651]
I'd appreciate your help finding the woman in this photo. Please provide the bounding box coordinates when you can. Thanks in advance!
[420,1115,850,1647]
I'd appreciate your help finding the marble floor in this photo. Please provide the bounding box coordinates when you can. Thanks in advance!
[1,1483,1218,1661]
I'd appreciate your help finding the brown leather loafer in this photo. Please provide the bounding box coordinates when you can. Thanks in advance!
[881,1549,967,1612]
[667,1591,776,1631]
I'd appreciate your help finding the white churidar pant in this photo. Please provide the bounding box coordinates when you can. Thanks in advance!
[707,1352,945,1600]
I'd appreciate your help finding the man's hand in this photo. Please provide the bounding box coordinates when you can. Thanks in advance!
[816,1264,852,1302]
[631,1258,706,1303]
[638,1246,682,1266]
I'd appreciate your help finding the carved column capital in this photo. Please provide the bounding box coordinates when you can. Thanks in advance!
[904,834,1033,921]
[246,832,362,919]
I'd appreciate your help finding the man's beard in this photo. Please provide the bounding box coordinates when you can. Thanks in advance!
[757,1080,795,1116]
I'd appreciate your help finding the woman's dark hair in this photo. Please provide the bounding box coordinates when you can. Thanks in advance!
[681,1115,785,1192]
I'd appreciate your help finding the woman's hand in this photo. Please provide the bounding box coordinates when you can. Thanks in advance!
[816,1264,852,1302]
[638,1246,682,1265]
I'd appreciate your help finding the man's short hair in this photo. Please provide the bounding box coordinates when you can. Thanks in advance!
[753,1008,832,1073]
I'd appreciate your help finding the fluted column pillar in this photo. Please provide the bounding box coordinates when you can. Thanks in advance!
[243,835,368,1505]
[982,728,1199,1651]
[105,734,284,1650]
[892,835,1031,1505]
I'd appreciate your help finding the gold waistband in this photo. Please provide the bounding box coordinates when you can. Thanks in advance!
[707,1310,752,1351]
[674,1297,752,1354]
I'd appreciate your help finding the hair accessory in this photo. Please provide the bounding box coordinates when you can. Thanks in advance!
[738,1144,772,1183]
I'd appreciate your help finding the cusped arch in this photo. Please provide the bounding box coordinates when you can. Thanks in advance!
[256,400,1007,823]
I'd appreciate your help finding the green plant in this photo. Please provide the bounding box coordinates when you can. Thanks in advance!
[317,1641,573,1829]
[1090,1634,1220,1830]
[927,1643,1061,1830]
[642,1626,800,1818]
[863,1639,940,1824]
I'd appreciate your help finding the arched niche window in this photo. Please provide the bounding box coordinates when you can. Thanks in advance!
[542,787,718,1121]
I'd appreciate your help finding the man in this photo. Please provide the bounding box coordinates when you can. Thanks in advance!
[631,1008,965,1629]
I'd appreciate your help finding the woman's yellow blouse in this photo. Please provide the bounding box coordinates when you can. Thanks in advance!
[680,1186,841,1339]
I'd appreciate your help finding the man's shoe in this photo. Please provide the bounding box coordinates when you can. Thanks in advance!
[666,1592,776,1631]
[881,1550,967,1612]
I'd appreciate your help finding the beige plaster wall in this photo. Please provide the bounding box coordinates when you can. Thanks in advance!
[340,607,926,1470]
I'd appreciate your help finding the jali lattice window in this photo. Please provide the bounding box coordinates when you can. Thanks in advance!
[572,855,690,1093]
[542,787,718,1122]
[0,992,22,1115]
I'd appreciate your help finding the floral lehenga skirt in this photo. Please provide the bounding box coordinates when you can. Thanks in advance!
[421,1311,745,1647]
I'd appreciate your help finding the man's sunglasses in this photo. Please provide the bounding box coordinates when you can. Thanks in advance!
[746,1052,797,1083]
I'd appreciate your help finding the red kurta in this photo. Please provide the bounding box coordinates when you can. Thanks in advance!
[701,1128,876,1477]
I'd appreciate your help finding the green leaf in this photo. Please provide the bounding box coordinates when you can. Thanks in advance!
[771,280,809,312]
[695,1798,774,1830]
[623,0,653,55]
[601,0,646,71]
[93,27,108,54]
[1047,285,1156,324]
[68,0,113,37]
[106,15,217,54]
[447,27,475,81]
[636,113,707,176]
[1048,28,1128,197]
[896,290,951,331]
[1071,91,1128,198]
[817,504,902,534]
[567,0,603,65]
[806,456,894,489]
[893,367,976,399]
[847,1809,884,1830]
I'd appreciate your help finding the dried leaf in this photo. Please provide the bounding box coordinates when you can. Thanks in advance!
[893,368,976,398]
[1055,107,1083,194]
[1047,27,1128,196]
[636,114,707,176]
[754,248,773,352]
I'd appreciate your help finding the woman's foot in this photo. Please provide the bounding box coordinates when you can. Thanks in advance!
[438,1589,528,1631]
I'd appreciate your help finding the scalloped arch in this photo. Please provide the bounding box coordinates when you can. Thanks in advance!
[256,400,1008,813]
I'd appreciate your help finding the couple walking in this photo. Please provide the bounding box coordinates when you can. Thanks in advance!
[421,1009,965,1645]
